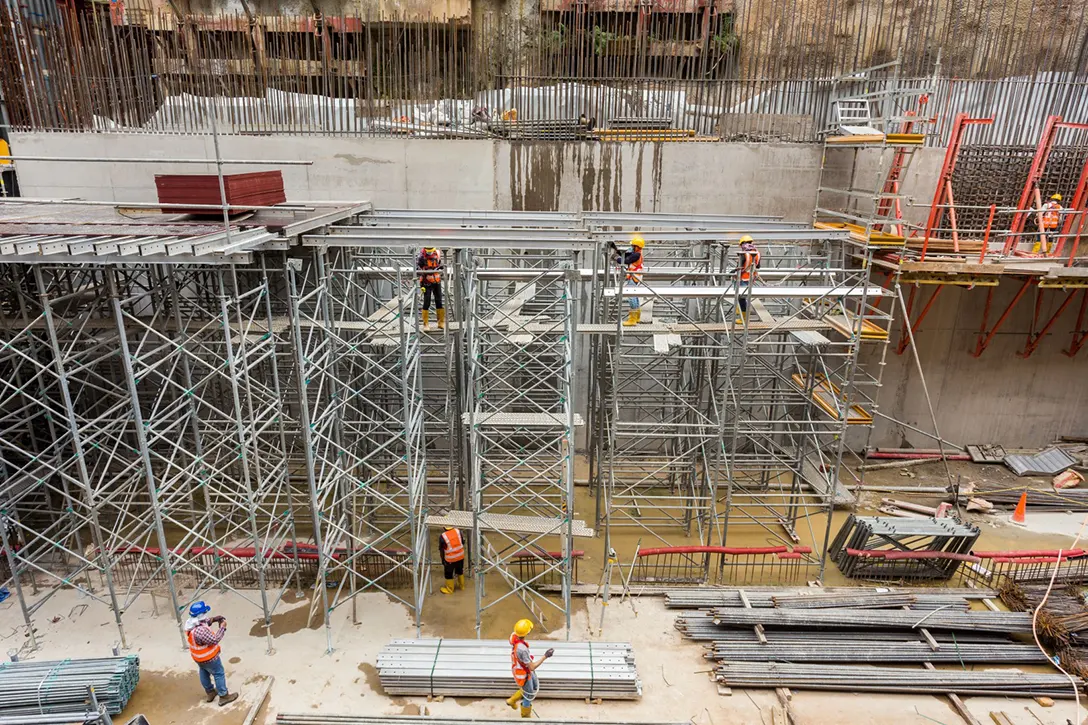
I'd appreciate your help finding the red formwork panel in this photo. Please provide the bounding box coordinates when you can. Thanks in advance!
[154,171,286,215]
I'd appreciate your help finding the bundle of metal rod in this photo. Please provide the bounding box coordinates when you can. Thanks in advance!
[0,656,140,716]
[971,486,1088,511]
[828,515,980,581]
[675,620,1012,644]
[708,641,1050,664]
[376,640,641,699]
[277,717,685,725]
[664,590,969,610]
[703,608,1033,634]
[715,662,1082,697]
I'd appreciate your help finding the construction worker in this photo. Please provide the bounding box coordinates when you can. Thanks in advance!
[506,619,554,718]
[438,525,465,595]
[417,246,445,330]
[184,601,239,706]
[1035,193,1064,254]
[735,236,761,324]
[609,236,645,326]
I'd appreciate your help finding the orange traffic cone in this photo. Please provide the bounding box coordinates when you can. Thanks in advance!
[1010,491,1028,526]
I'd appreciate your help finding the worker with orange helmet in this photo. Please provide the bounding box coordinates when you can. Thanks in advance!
[417,246,445,330]
[735,236,761,325]
[506,619,553,718]
[1035,193,1064,254]
[609,235,645,326]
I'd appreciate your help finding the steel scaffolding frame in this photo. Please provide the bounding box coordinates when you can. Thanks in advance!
[462,251,581,635]
[2,202,891,648]
[287,245,428,647]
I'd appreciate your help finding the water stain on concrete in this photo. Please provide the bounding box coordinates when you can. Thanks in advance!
[401,703,422,715]
[228,657,241,664]
[249,602,321,638]
[120,670,235,725]
[334,153,393,166]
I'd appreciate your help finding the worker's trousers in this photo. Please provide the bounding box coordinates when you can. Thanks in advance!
[421,282,443,310]
[625,285,640,310]
[197,655,229,696]
[738,280,750,312]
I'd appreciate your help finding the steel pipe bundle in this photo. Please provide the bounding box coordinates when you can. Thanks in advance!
[0,656,140,717]
[377,640,640,699]
[705,608,1033,634]
[708,641,1050,664]
[664,590,969,610]
[715,662,1082,698]
[675,614,1012,643]
[278,717,683,725]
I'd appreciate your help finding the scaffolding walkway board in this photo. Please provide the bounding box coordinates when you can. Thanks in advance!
[461,412,584,428]
[425,511,595,538]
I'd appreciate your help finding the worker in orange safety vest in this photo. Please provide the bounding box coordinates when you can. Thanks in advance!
[438,525,465,595]
[417,247,445,330]
[735,236,761,325]
[185,601,239,706]
[506,619,554,718]
[1034,193,1064,254]
[609,236,645,326]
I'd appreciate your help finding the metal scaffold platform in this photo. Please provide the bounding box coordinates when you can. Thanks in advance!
[0,197,890,648]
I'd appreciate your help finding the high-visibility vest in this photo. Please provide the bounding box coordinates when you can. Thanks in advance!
[441,528,465,563]
[419,249,442,284]
[1041,201,1061,230]
[740,250,761,282]
[510,634,531,686]
[187,629,221,663]
[625,249,643,284]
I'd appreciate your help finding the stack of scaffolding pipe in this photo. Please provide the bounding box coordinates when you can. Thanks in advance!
[277,717,685,725]
[665,590,970,610]
[715,663,1082,697]
[377,640,640,699]
[0,656,140,717]
[674,614,1013,643]
[705,608,1033,634]
[708,641,1050,664]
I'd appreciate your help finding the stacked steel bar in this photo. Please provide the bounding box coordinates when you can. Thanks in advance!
[703,608,1032,634]
[708,641,1049,664]
[675,618,1012,644]
[665,590,970,610]
[715,663,1081,697]
[0,656,140,716]
[278,714,678,718]
[376,640,640,699]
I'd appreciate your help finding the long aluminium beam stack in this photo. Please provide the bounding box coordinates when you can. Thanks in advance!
[0,655,140,717]
[376,639,640,699]
[715,663,1081,697]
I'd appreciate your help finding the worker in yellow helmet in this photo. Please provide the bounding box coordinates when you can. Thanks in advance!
[506,619,554,718]
[417,246,445,330]
[1034,193,1063,255]
[609,236,645,326]
[735,236,761,325]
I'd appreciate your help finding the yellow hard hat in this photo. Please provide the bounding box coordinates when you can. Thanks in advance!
[444,525,456,531]
[514,619,533,637]
[739,235,754,244]
[630,236,645,248]
[1051,194,1062,202]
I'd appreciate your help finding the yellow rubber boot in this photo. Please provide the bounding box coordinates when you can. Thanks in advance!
[422,310,430,329]
[506,691,522,710]
[457,574,465,590]
[437,308,446,329]
[622,309,640,326]
[440,579,454,594]
[735,311,746,325]
[520,705,532,719]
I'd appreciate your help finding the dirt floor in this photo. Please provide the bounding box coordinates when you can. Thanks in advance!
[2,458,1088,725]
